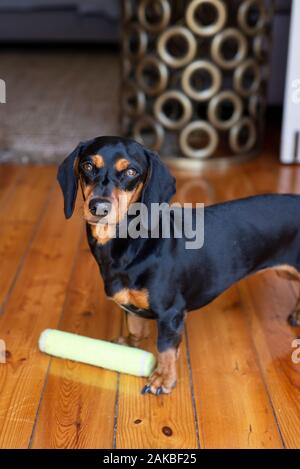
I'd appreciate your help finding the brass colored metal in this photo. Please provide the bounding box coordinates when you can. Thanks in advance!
[233,58,261,97]
[238,0,267,36]
[154,90,193,130]
[121,0,273,166]
[137,55,169,96]
[157,26,197,69]
[123,0,133,23]
[123,23,148,60]
[249,94,266,119]
[133,116,165,151]
[253,34,270,61]
[181,60,222,101]
[211,28,248,69]
[122,82,146,117]
[208,90,243,130]
[179,120,219,158]
[138,0,171,33]
[122,57,132,80]
[229,117,256,153]
[186,0,227,37]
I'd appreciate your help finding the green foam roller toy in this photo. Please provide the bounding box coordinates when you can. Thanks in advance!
[39,329,156,377]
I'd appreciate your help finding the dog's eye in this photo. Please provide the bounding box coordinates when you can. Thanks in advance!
[82,162,93,173]
[125,168,137,177]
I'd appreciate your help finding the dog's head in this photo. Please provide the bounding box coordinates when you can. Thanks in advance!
[57,136,176,225]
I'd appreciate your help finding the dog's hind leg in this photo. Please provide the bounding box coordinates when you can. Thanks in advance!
[275,265,300,327]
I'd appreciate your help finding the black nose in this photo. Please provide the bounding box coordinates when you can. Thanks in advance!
[89,198,112,217]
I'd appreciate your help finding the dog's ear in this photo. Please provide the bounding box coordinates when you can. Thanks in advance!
[57,142,83,219]
[141,148,176,207]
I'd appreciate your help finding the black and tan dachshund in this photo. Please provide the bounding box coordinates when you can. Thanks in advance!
[57,136,300,395]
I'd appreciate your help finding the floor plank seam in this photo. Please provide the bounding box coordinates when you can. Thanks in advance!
[238,166,286,448]
[0,180,56,315]
[27,359,52,449]
[184,325,201,449]
[238,281,286,449]
[112,372,120,449]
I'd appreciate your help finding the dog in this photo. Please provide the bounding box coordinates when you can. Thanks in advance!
[57,136,300,395]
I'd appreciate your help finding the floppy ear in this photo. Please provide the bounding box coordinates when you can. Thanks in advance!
[57,142,83,219]
[142,149,176,207]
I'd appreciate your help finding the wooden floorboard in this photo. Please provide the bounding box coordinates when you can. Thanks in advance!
[1,145,300,448]
[0,166,55,313]
[239,155,300,448]
[31,233,121,449]
[0,183,82,448]
[179,164,283,448]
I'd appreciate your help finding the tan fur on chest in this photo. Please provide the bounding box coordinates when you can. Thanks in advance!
[112,288,149,310]
[91,224,116,245]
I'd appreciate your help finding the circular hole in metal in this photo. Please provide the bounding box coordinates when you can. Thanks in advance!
[142,64,160,88]
[211,28,247,69]
[122,83,145,117]
[137,57,168,96]
[139,127,157,148]
[182,60,221,102]
[217,99,235,122]
[179,121,218,159]
[238,0,265,36]
[145,1,164,25]
[133,117,164,151]
[238,125,251,148]
[190,68,213,93]
[138,0,170,32]
[186,0,227,37]
[208,91,243,130]
[229,117,256,153]
[154,91,192,129]
[188,128,210,150]
[158,27,197,68]
[124,25,147,59]
[221,37,239,61]
[234,59,260,96]
[194,2,218,26]
[242,67,256,92]
[254,35,270,61]
[129,30,140,56]
[246,3,261,28]
[162,98,184,123]
[166,34,189,59]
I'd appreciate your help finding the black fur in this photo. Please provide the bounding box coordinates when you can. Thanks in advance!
[58,137,300,388]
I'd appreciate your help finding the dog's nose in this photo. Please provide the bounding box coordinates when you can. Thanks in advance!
[89,198,112,217]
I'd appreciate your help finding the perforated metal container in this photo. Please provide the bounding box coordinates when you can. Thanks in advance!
[120,0,274,168]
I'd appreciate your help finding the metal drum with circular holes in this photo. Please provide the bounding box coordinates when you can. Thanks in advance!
[121,0,274,169]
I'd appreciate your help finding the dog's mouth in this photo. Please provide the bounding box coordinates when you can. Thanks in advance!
[84,214,115,225]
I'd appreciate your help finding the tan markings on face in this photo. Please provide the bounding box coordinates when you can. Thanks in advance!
[111,182,143,224]
[92,154,104,168]
[112,288,149,310]
[115,158,129,172]
[81,180,96,220]
[90,223,116,245]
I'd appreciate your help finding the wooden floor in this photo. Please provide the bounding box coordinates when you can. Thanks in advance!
[1,140,300,449]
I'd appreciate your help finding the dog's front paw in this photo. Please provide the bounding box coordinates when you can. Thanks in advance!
[141,365,177,396]
[288,311,300,327]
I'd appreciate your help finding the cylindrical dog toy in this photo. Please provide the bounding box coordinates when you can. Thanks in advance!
[39,329,156,377]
